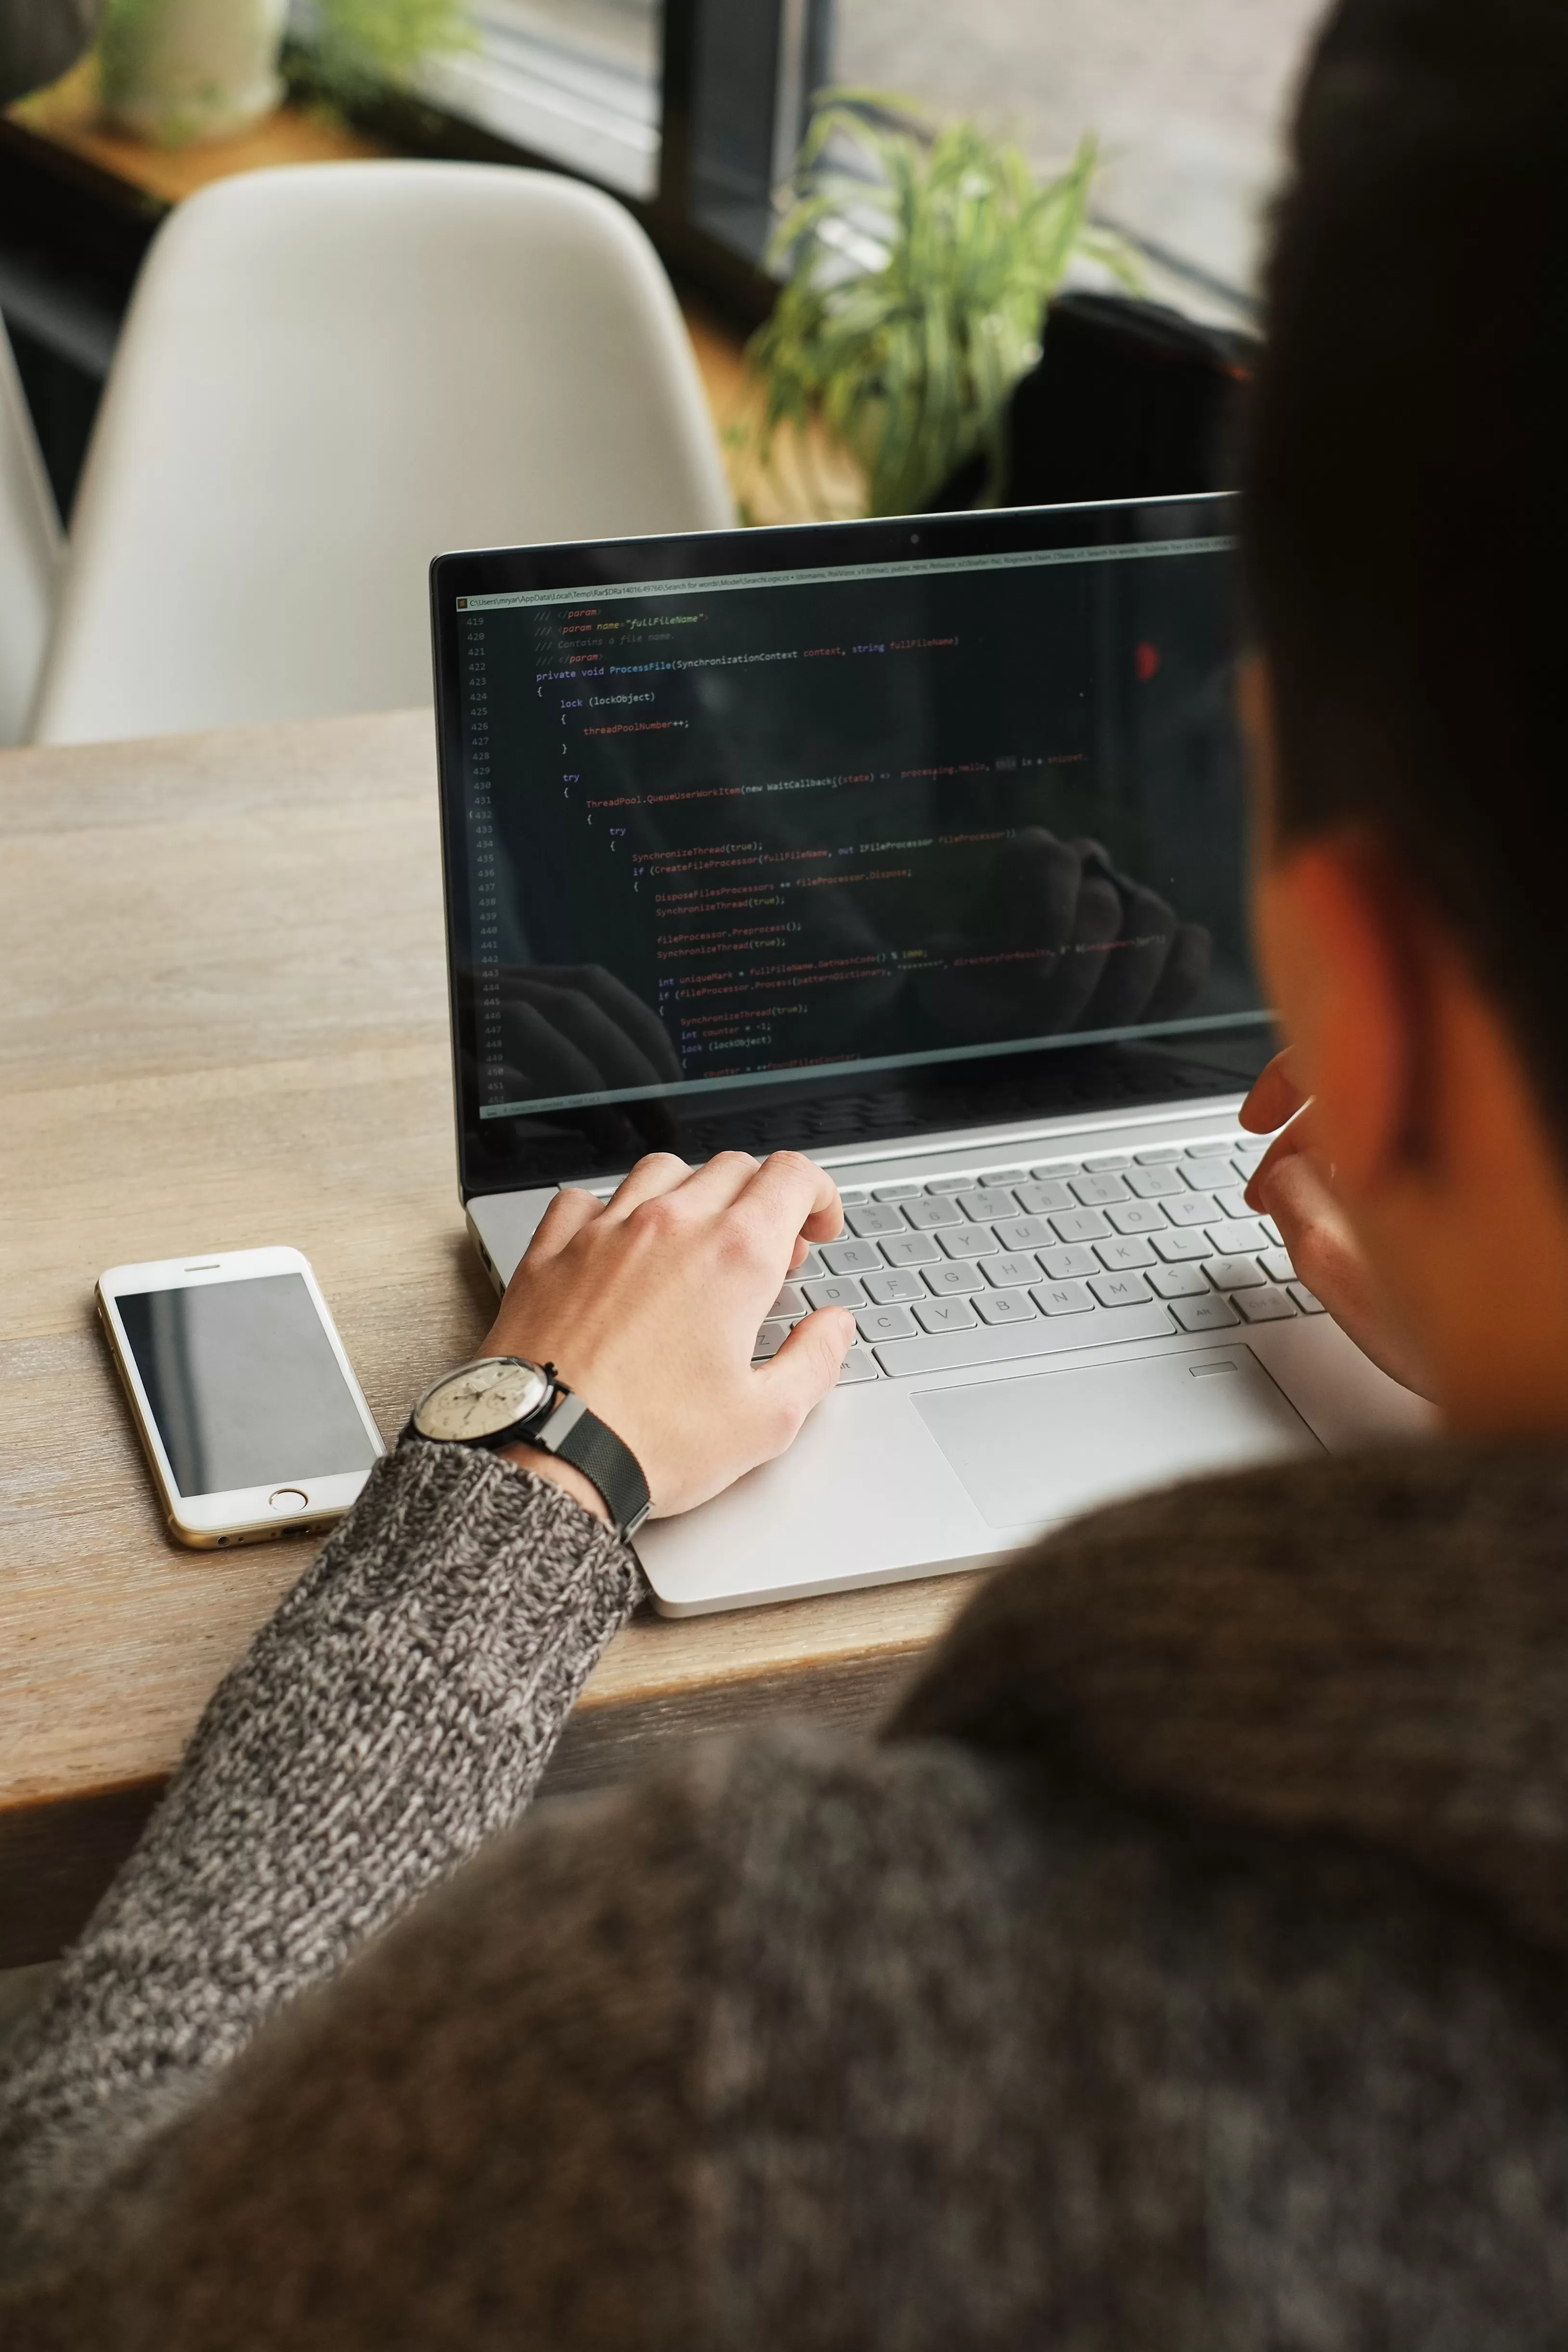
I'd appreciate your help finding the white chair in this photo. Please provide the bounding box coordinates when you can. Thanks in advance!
[0,320,62,745]
[30,161,735,745]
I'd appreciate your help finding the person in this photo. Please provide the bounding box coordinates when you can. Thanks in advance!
[8,0,1568,2337]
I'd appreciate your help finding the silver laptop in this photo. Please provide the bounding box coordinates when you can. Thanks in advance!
[429,495,1427,1615]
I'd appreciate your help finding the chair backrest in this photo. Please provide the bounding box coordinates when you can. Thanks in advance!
[31,161,735,745]
[0,320,62,745]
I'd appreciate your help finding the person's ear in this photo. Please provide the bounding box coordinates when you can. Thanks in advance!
[1253,836,1427,1200]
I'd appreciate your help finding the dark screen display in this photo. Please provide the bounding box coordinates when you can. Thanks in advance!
[435,502,1270,1192]
[117,1275,379,1498]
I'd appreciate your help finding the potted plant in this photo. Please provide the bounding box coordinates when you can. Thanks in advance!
[742,93,1140,520]
[97,0,468,144]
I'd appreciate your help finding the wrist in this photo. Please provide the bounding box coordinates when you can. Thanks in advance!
[498,1441,614,1527]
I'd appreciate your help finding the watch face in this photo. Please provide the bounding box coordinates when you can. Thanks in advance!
[415,1357,551,1443]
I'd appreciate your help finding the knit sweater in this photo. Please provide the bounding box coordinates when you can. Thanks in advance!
[6,1431,1568,2347]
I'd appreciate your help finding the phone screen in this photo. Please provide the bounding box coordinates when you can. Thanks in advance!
[116,1274,379,1497]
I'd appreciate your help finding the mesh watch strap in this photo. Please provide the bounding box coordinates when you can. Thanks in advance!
[533,1389,650,1540]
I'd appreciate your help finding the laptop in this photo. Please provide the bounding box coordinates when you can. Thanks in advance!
[429,493,1428,1615]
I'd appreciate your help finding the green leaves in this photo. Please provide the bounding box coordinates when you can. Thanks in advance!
[301,0,473,108]
[744,93,1140,518]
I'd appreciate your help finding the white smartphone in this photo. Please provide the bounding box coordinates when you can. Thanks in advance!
[97,1245,386,1548]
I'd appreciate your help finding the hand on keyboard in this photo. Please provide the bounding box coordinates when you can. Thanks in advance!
[480,1152,854,1520]
[1241,1049,1431,1396]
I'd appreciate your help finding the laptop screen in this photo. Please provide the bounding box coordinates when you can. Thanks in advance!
[432,496,1272,1196]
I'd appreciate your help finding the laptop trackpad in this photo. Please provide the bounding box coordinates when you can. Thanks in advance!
[913,1344,1321,1531]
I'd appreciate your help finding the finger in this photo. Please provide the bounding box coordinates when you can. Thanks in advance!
[669,1150,764,1214]
[755,1306,855,1444]
[602,1152,695,1216]
[1243,1099,1322,1212]
[738,1150,843,1247]
[1239,1047,1306,1136]
[521,1184,604,1264]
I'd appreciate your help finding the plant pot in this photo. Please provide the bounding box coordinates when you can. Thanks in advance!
[100,0,289,145]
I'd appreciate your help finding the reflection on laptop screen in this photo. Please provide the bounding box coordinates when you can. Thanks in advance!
[436,500,1270,1189]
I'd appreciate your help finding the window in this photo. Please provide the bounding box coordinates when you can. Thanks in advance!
[831,0,1325,317]
[415,0,1324,323]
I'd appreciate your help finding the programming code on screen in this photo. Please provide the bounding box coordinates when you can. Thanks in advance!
[454,537,1261,1121]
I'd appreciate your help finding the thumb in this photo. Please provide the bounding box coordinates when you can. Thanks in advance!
[757,1306,855,1434]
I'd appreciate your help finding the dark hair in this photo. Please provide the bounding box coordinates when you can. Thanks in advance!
[1243,0,1568,1129]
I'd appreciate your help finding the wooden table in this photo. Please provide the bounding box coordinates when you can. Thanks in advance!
[0,711,969,1968]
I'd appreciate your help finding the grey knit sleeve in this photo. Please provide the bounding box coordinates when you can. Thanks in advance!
[0,1436,645,2261]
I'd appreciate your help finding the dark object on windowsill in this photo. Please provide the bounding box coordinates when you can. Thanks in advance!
[0,0,102,107]
[931,291,1258,513]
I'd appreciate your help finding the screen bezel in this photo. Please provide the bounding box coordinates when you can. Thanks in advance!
[97,1245,386,1542]
[430,491,1257,1203]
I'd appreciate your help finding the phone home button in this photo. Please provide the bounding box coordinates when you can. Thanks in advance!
[268,1487,308,1515]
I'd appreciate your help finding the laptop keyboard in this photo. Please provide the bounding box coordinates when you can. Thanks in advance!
[751,1133,1324,1384]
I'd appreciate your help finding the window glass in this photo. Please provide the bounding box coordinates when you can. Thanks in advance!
[830,0,1328,311]
[424,0,661,200]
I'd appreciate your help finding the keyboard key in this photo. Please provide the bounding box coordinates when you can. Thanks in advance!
[874,1299,1173,1377]
[1238,1287,1296,1322]
[1125,1165,1183,1200]
[837,1349,881,1383]
[1094,1236,1156,1272]
[957,1187,1019,1221]
[1031,1158,1081,1178]
[1213,1188,1255,1221]
[1133,1144,1182,1163]
[752,1319,792,1360]
[864,1267,925,1305]
[985,1251,1041,1288]
[1050,1206,1111,1243]
[925,1259,985,1296]
[1232,1139,1269,1174]
[1290,1282,1326,1314]
[1204,1218,1268,1254]
[975,1286,1037,1325]
[1039,1242,1099,1279]
[1206,1254,1266,1291]
[803,1275,868,1309]
[1069,1170,1130,1205]
[1149,1261,1211,1299]
[837,1188,869,1206]
[844,1202,908,1239]
[822,1239,882,1275]
[1182,1157,1238,1191]
[1013,1178,1074,1215]
[873,1182,921,1201]
[1164,1192,1218,1227]
[924,1172,974,1193]
[856,1302,918,1343]
[1106,1201,1167,1235]
[1089,1269,1152,1308]
[905,1195,962,1229]
[768,1281,807,1319]
[1184,1135,1237,1157]
[880,1232,941,1267]
[1259,1247,1296,1283]
[1032,1278,1095,1316]
[938,1223,999,1259]
[798,1247,828,1278]
[1171,1294,1241,1332]
[1151,1228,1210,1263]
[993,1214,1055,1251]
[1082,1150,1131,1171]
[979,1167,1030,1187]
[914,1296,980,1333]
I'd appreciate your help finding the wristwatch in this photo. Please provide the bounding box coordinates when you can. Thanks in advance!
[409,1357,650,1540]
